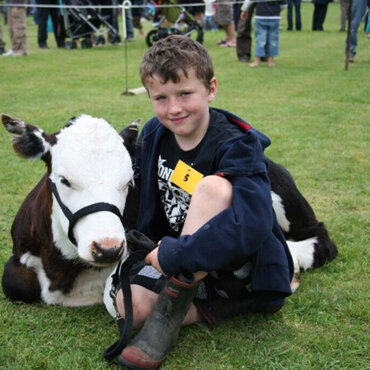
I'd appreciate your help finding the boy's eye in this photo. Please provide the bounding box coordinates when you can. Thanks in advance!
[155,96,166,101]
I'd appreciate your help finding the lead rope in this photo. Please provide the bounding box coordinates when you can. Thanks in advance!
[103,230,157,361]
[103,259,134,361]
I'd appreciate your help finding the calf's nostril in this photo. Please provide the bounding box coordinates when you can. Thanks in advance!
[91,240,125,263]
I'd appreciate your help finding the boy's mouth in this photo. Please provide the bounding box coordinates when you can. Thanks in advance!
[170,115,189,124]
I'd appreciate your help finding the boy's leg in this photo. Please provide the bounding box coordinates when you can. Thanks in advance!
[120,176,232,368]
[251,19,266,66]
[116,175,232,322]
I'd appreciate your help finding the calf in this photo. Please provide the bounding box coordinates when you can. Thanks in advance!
[268,160,338,290]
[1,114,139,306]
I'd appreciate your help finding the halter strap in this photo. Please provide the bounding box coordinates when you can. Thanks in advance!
[49,179,124,246]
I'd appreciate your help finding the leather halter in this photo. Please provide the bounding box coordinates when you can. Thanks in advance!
[48,179,124,246]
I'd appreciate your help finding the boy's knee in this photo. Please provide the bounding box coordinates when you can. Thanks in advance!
[193,175,232,204]
[116,286,158,328]
[131,296,153,327]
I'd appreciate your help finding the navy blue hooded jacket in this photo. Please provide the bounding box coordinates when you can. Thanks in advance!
[134,108,293,303]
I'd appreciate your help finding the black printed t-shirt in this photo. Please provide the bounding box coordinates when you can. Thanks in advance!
[157,109,244,235]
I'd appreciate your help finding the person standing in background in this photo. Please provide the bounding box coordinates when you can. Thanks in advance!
[0,11,6,54]
[242,0,286,67]
[345,0,368,61]
[215,0,236,47]
[204,0,218,31]
[2,0,28,56]
[132,0,145,37]
[236,2,255,62]
[287,0,302,30]
[312,0,332,31]
[36,0,65,48]
[339,0,349,31]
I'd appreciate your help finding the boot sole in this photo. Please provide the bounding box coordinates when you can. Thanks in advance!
[118,354,160,370]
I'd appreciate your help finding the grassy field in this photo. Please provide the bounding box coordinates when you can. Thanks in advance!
[0,2,369,369]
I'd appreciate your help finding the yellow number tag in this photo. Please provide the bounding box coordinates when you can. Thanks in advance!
[170,160,204,195]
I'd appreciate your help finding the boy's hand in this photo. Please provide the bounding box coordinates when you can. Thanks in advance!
[145,246,166,276]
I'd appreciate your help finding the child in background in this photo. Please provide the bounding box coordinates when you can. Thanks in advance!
[204,0,218,31]
[241,0,286,67]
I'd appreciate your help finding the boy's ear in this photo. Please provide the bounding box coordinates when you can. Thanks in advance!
[208,77,218,102]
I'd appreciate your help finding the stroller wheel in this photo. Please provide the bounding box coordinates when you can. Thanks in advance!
[65,40,77,50]
[109,34,121,45]
[184,24,204,44]
[81,38,93,48]
[196,28,204,44]
[145,29,159,47]
[94,35,106,46]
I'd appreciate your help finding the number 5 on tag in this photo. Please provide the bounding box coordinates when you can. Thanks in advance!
[170,160,204,195]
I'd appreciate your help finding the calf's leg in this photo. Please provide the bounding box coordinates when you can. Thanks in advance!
[2,255,41,303]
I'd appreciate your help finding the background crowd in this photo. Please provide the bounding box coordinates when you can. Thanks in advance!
[1,0,369,62]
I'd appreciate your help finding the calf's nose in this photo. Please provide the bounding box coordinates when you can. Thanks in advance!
[91,239,125,264]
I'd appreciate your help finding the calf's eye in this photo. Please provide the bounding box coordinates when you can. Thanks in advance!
[60,177,71,187]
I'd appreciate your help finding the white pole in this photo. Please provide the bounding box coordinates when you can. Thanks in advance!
[121,0,131,40]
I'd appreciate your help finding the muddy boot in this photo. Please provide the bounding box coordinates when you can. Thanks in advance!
[194,296,282,328]
[119,272,200,369]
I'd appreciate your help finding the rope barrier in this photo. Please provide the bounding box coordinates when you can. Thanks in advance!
[2,0,306,9]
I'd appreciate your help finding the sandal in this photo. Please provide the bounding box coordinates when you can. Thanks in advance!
[219,42,236,48]
[217,40,227,46]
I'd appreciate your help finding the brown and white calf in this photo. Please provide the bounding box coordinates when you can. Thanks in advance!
[1,114,139,306]
[1,113,337,308]
[267,160,338,290]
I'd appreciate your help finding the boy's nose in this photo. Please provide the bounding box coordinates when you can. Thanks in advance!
[168,99,182,115]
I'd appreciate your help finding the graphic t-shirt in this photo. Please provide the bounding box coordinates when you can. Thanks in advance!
[157,110,244,234]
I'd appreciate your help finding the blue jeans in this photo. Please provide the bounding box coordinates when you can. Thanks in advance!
[346,0,367,57]
[204,15,218,31]
[255,18,280,57]
[287,0,302,30]
[125,8,134,39]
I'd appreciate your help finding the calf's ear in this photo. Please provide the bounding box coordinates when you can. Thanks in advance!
[120,118,140,158]
[1,114,56,161]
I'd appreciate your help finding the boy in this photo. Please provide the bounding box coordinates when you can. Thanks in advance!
[113,35,293,369]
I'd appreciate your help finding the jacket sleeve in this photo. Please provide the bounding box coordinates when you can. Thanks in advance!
[157,133,274,276]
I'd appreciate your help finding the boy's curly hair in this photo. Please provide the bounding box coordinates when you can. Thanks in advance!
[140,35,215,91]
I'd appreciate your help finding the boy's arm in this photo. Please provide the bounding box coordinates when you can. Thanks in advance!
[156,171,274,277]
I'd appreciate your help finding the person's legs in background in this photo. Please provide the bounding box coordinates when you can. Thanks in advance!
[287,0,294,30]
[339,0,349,31]
[4,4,27,56]
[347,0,368,60]
[0,12,6,54]
[265,18,279,67]
[36,0,49,47]
[294,0,302,30]
[236,4,254,62]
[250,18,267,66]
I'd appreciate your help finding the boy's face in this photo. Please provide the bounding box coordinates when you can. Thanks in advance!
[145,68,217,148]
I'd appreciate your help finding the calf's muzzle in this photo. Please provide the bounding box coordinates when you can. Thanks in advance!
[92,240,125,264]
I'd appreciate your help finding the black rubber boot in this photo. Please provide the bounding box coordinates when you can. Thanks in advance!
[194,297,282,329]
[119,272,200,369]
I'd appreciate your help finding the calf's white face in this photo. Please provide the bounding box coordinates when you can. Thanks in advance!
[50,115,133,265]
[2,113,137,267]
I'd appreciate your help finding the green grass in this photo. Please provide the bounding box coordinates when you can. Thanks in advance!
[0,2,369,369]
